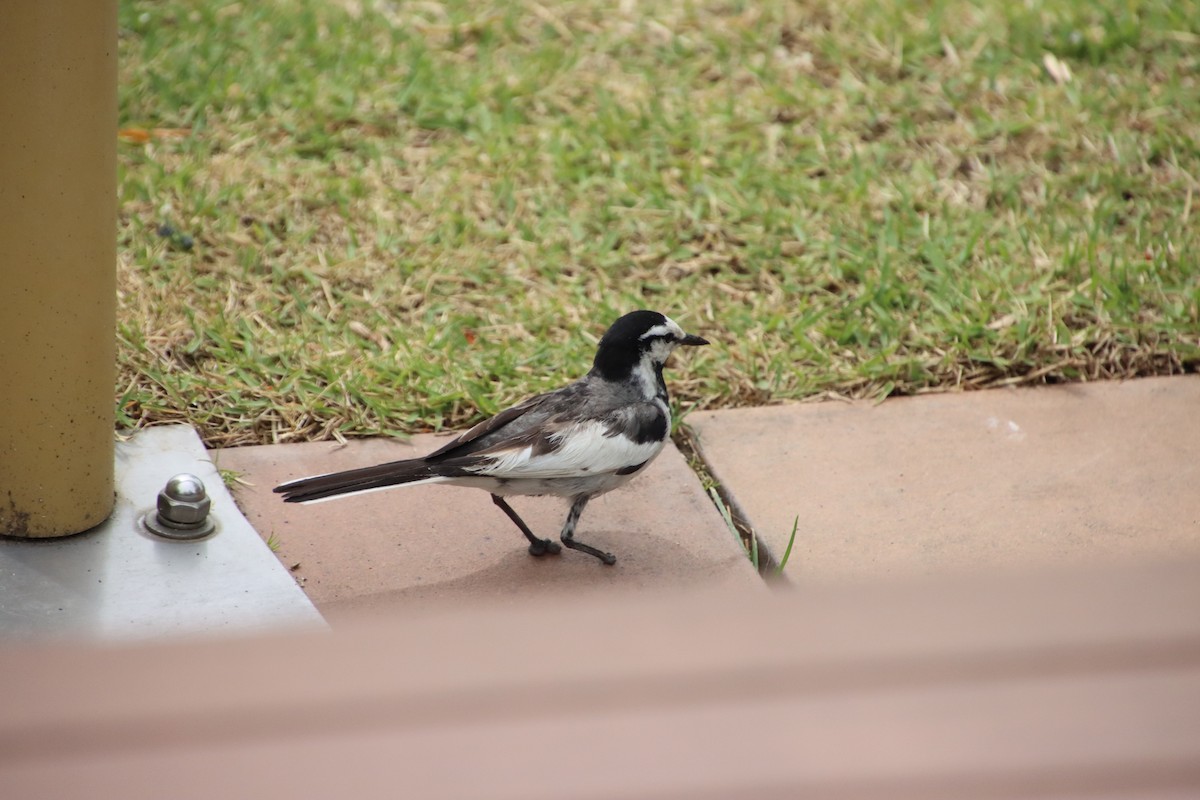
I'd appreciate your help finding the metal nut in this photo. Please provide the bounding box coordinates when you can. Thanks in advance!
[143,473,216,540]
[157,474,211,526]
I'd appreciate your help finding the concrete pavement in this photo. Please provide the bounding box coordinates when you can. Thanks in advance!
[215,376,1200,612]
[689,375,1200,584]
[215,436,760,620]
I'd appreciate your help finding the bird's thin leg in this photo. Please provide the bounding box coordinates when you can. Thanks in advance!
[491,494,561,557]
[559,495,616,566]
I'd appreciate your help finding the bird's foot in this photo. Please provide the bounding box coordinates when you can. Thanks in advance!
[561,537,617,566]
[528,538,562,557]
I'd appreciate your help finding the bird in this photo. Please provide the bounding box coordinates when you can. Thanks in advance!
[273,310,709,565]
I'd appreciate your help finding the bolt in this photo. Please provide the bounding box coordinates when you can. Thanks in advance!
[143,473,216,540]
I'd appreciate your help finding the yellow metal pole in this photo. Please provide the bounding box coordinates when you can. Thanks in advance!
[0,1,117,536]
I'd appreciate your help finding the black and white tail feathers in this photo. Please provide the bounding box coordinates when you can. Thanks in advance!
[274,458,464,503]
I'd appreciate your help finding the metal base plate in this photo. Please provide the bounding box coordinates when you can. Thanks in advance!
[0,425,325,640]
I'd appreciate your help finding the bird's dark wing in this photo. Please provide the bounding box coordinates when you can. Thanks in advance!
[428,404,666,480]
[423,383,584,462]
[427,398,668,480]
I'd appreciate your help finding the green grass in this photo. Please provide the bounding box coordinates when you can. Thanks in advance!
[117,0,1200,447]
[707,485,797,577]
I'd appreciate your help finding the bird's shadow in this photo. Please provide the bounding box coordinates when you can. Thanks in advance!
[330,526,746,616]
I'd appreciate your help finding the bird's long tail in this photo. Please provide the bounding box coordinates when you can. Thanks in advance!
[274,458,460,504]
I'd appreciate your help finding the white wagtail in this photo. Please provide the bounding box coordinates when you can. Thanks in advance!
[274,310,709,565]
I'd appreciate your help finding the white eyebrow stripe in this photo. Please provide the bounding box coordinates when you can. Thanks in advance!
[638,321,681,340]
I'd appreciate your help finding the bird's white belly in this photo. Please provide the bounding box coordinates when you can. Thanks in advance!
[447,451,662,499]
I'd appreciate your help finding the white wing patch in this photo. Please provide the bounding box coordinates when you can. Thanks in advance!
[475,421,664,479]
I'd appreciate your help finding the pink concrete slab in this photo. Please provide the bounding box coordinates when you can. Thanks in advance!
[6,560,1200,799]
[212,437,758,617]
[689,376,1200,584]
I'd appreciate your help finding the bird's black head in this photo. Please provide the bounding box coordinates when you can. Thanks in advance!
[590,310,708,382]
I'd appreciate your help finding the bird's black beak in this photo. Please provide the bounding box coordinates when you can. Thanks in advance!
[679,334,709,347]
